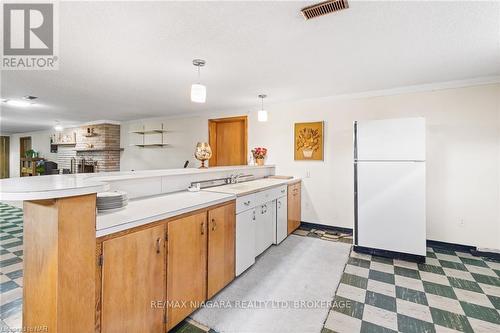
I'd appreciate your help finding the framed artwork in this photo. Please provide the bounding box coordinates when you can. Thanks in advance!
[294,121,324,161]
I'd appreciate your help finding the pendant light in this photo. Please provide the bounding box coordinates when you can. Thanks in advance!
[257,94,268,122]
[54,121,63,131]
[191,59,206,103]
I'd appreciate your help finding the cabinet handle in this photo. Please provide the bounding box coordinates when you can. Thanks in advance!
[252,210,256,221]
[281,189,285,193]
[201,221,205,235]
[211,218,217,231]
[244,201,251,206]
[278,201,281,208]
[156,237,161,254]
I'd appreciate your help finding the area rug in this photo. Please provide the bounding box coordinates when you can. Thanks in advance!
[191,235,351,333]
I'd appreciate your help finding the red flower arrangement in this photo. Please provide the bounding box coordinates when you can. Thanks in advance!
[252,147,267,165]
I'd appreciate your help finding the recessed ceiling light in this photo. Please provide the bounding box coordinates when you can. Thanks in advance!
[3,99,33,107]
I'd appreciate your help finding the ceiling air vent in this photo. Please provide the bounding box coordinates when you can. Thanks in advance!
[301,0,349,20]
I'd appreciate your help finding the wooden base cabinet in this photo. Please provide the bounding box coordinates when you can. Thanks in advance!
[167,211,208,330]
[96,201,236,333]
[207,203,236,299]
[287,182,301,234]
[101,224,166,333]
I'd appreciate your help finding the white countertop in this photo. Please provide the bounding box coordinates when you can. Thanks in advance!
[202,178,300,197]
[0,165,274,201]
[0,174,109,201]
[96,190,236,237]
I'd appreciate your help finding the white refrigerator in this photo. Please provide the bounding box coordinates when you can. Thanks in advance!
[354,117,426,261]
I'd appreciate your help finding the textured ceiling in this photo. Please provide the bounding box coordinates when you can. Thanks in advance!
[1,1,499,133]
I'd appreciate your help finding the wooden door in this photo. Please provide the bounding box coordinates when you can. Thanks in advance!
[101,224,166,333]
[20,136,31,157]
[207,203,236,298]
[287,183,301,234]
[208,116,247,166]
[0,136,9,178]
[167,212,207,330]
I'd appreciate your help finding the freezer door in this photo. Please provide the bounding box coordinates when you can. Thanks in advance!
[356,118,425,161]
[356,161,426,256]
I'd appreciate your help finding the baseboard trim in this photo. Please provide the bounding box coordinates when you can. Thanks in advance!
[353,245,426,263]
[300,221,353,234]
[470,249,500,261]
[426,240,476,253]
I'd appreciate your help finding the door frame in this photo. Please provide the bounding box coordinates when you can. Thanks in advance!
[0,136,10,178]
[208,116,248,167]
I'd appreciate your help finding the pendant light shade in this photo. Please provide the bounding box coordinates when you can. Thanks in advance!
[191,83,206,103]
[257,94,268,122]
[258,110,268,122]
[191,59,206,103]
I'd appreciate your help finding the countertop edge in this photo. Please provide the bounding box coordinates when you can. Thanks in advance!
[0,183,110,201]
[96,194,236,238]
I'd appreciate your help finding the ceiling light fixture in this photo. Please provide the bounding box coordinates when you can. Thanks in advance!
[191,59,206,103]
[257,94,268,122]
[54,121,63,131]
[4,99,32,107]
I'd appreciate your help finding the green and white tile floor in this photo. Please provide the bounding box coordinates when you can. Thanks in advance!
[2,202,500,332]
[323,247,500,333]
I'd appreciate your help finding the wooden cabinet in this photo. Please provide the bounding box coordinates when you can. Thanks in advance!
[101,224,166,333]
[207,202,236,298]
[287,182,301,234]
[167,211,208,330]
[96,201,236,333]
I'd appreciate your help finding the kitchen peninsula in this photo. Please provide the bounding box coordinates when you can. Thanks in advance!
[0,165,301,333]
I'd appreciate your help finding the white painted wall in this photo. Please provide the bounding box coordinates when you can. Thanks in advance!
[121,84,500,249]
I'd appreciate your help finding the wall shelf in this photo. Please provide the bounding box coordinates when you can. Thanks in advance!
[133,144,169,148]
[130,129,168,134]
[74,148,124,152]
[130,123,168,147]
[54,142,76,145]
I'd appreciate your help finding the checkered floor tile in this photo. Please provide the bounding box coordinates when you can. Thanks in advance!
[0,202,24,331]
[323,247,500,333]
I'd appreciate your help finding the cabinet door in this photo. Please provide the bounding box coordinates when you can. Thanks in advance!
[276,197,287,244]
[101,224,166,333]
[287,183,301,234]
[207,203,236,299]
[167,212,207,330]
[236,208,255,276]
[255,203,273,256]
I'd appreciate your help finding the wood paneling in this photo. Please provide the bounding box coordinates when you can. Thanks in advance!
[287,183,301,234]
[208,116,247,166]
[167,212,207,330]
[0,136,9,178]
[207,202,236,298]
[101,225,166,333]
[23,194,96,333]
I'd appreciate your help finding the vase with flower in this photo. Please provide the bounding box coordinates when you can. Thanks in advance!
[251,147,267,166]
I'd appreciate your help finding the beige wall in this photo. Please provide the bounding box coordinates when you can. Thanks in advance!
[121,84,500,249]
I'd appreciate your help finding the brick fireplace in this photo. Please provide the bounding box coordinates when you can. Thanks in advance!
[55,123,121,172]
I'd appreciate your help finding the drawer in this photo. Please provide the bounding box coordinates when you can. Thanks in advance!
[236,193,257,214]
[253,185,287,207]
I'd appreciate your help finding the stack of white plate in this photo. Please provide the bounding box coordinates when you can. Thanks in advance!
[97,191,128,211]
